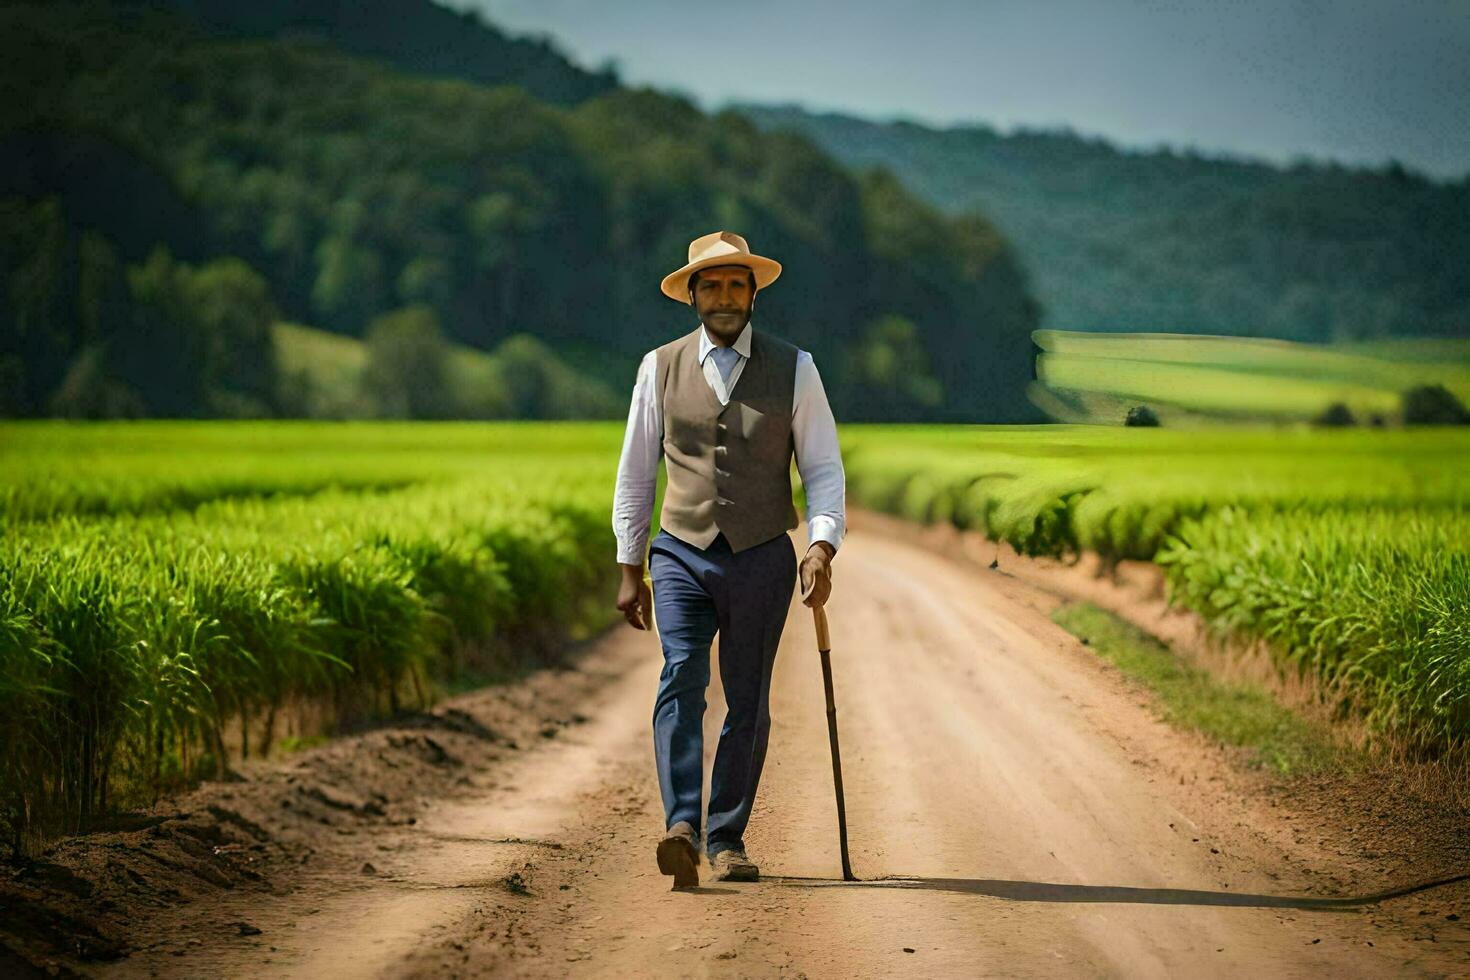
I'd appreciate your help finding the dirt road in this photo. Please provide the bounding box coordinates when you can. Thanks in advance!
[87,514,1467,978]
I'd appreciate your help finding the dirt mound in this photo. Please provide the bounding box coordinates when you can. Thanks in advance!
[0,656,602,974]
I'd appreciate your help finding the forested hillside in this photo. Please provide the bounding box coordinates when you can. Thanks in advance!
[735,104,1470,343]
[0,1,1041,422]
[154,0,621,105]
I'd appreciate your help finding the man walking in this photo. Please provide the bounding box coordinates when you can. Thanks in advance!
[612,231,847,889]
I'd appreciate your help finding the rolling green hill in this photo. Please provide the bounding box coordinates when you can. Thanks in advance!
[734,103,1470,344]
[1029,330,1470,424]
[1,1,1042,423]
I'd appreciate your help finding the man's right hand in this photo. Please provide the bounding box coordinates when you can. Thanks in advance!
[617,565,653,630]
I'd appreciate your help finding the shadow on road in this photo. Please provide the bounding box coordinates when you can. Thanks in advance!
[769,872,1470,911]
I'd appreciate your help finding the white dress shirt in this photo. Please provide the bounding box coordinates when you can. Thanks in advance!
[613,320,847,566]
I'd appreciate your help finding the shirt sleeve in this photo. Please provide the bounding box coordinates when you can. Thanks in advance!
[792,349,846,555]
[612,350,661,566]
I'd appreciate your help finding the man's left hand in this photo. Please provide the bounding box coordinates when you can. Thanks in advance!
[799,541,835,608]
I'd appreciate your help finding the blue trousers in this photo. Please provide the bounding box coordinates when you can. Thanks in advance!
[649,526,797,856]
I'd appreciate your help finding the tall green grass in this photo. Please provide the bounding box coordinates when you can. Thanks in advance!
[1157,507,1470,752]
[843,425,1470,754]
[0,422,623,852]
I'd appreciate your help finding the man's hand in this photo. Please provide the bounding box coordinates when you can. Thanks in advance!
[617,563,653,630]
[799,541,835,608]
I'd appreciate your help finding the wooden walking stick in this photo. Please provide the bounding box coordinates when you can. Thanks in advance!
[804,581,856,882]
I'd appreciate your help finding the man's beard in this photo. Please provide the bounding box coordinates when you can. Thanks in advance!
[702,306,750,338]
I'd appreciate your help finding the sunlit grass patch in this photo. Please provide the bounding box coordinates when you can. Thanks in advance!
[1052,602,1347,775]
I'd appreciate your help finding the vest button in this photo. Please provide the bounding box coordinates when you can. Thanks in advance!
[715,468,730,478]
[714,445,728,456]
[716,498,731,506]
[716,422,727,432]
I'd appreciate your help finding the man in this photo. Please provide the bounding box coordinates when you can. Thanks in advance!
[612,230,846,889]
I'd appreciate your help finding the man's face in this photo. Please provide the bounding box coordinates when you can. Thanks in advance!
[690,265,756,344]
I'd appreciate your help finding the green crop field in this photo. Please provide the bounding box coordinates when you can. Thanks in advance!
[3,420,1467,854]
[0,421,631,850]
[841,424,1470,755]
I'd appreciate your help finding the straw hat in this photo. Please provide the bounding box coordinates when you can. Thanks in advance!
[660,231,782,304]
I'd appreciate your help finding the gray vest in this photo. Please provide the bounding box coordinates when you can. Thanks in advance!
[656,325,799,553]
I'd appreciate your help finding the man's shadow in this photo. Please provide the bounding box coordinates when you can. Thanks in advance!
[766,871,1470,912]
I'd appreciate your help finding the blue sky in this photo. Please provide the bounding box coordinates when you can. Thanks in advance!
[446,0,1469,180]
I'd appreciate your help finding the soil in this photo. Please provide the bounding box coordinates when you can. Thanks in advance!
[3,510,1466,978]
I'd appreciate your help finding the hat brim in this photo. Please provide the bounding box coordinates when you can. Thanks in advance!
[660,253,782,304]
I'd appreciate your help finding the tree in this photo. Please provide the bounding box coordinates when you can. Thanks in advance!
[1313,402,1356,427]
[360,305,454,418]
[839,315,944,422]
[111,248,279,417]
[493,333,621,419]
[1402,384,1470,425]
[0,197,89,415]
[48,343,148,418]
[311,231,386,333]
[186,256,280,416]
[1124,404,1160,427]
[116,246,209,416]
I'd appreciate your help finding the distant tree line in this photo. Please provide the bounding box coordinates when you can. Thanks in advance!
[1121,391,1470,429]
[1313,386,1470,427]
[0,193,619,419]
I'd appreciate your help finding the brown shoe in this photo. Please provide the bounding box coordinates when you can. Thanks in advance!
[709,846,759,882]
[656,821,700,889]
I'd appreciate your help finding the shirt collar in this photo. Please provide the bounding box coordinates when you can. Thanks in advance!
[698,320,753,364]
